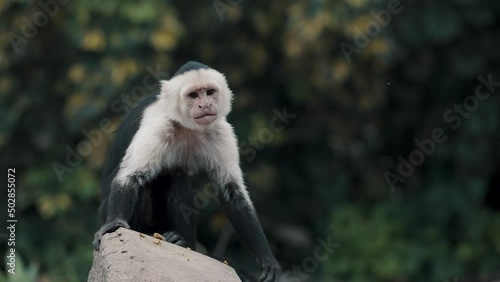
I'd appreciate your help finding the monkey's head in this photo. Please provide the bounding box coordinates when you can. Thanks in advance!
[160,61,233,131]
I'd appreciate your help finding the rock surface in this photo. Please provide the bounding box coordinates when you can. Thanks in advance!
[88,228,241,282]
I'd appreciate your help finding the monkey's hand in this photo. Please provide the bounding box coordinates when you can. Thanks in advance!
[93,219,130,250]
[162,231,189,248]
[258,259,281,282]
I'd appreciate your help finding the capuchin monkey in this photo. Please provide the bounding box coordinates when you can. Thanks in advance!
[93,61,280,282]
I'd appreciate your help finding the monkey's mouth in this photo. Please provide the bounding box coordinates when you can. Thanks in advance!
[194,113,217,119]
[194,113,218,125]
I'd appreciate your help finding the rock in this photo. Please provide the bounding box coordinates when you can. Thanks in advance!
[88,228,241,282]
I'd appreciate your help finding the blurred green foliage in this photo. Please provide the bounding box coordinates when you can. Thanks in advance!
[1,0,500,281]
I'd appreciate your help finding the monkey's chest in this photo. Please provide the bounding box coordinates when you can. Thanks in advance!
[164,137,208,174]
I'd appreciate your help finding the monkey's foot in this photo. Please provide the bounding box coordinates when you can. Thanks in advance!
[93,219,130,250]
[162,231,189,247]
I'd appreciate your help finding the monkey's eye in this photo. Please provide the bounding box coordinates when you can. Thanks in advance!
[207,89,216,96]
[188,92,198,99]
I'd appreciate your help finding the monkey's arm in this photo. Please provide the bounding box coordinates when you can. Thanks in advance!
[210,122,280,281]
[218,182,280,282]
[94,121,170,250]
[93,175,143,250]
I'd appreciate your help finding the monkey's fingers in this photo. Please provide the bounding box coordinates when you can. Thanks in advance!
[258,266,270,282]
[93,219,130,250]
[92,234,101,251]
[259,263,280,282]
[162,231,189,247]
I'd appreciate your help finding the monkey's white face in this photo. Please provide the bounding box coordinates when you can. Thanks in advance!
[181,82,221,127]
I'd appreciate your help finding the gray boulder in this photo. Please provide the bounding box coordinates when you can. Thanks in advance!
[88,228,241,282]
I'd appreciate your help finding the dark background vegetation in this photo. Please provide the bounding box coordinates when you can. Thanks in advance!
[1,0,500,281]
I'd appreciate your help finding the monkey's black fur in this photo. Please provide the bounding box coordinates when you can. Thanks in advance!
[173,61,210,76]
